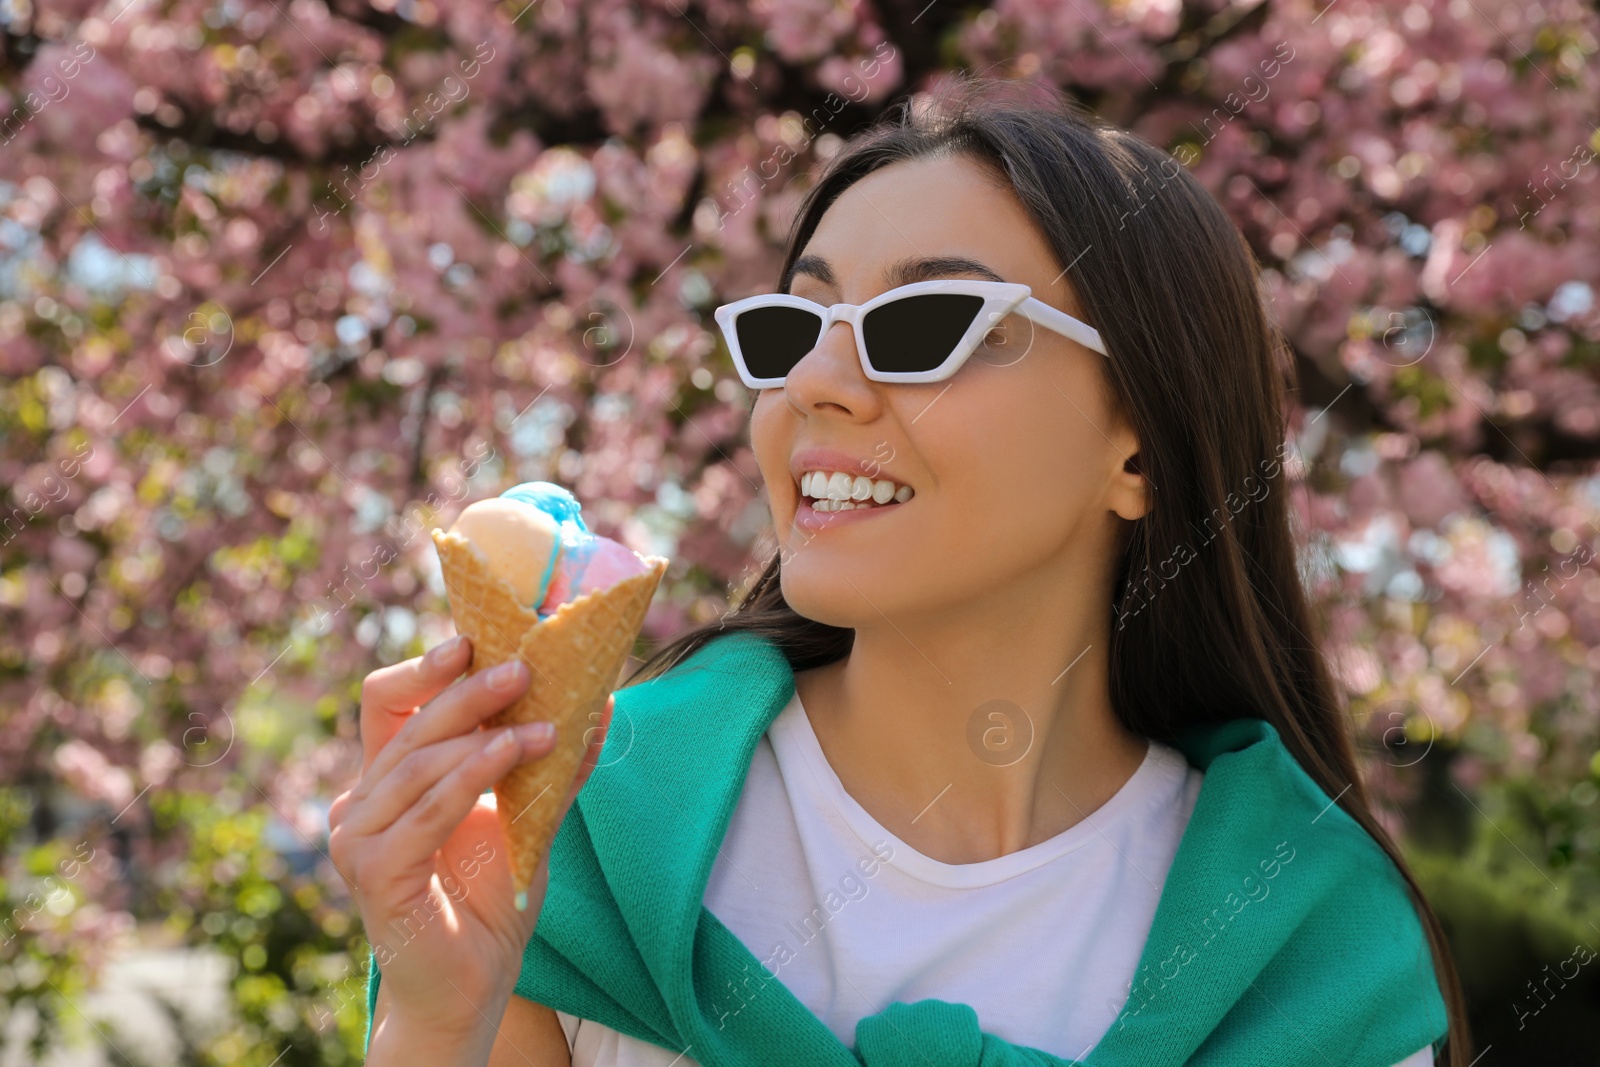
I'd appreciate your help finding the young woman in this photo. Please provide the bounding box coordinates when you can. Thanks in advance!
[335,75,1471,1066]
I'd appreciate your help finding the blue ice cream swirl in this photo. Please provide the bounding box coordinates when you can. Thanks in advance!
[499,481,596,616]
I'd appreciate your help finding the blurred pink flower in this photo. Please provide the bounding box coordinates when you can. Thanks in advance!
[52,739,135,811]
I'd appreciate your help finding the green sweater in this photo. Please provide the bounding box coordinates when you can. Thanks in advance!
[366,629,1448,1065]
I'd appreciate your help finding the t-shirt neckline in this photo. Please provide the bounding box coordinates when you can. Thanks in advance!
[770,689,1182,889]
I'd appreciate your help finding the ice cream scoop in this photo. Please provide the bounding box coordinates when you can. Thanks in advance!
[540,535,655,612]
[446,497,561,608]
[447,481,653,619]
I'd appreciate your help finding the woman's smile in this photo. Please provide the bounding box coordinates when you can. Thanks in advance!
[788,444,916,531]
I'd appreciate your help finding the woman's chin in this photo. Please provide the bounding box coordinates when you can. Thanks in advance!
[778,565,909,629]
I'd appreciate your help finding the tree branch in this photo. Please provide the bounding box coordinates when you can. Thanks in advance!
[133,107,399,165]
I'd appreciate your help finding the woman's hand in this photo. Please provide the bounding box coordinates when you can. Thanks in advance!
[328,635,610,1064]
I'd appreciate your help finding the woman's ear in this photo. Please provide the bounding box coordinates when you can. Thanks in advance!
[1112,449,1151,522]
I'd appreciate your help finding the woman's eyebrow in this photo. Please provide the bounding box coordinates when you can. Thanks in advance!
[886,255,1008,286]
[784,253,1007,293]
[783,254,835,292]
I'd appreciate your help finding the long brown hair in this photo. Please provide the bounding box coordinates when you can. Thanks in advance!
[626,73,1471,1063]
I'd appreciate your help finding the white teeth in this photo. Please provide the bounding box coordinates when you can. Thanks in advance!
[799,468,916,509]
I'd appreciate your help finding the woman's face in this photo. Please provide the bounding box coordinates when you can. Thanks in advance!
[750,153,1147,631]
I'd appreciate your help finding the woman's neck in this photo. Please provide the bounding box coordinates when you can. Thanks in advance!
[793,615,1149,866]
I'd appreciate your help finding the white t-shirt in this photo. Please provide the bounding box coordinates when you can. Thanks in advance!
[555,691,1435,1067]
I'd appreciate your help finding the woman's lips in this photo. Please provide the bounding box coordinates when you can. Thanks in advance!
[792,496,907,531]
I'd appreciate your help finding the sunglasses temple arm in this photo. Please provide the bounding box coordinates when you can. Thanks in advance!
[1017,297,1108,357]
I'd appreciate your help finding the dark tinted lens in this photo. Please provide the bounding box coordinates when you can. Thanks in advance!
[734,306,824,380]
[861,293,985,374]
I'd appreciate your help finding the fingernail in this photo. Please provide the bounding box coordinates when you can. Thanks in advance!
[488,728,517,753]
[486,660,526,691]
[426,635,464,666]
[519,722,555,745]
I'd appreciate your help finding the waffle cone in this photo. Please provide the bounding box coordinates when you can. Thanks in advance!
[431,528,668,896]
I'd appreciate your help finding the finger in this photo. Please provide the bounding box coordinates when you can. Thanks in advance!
[377,726,551,872]
[328,787,353,830]
[360,635,473,772]
[344,724,557,837]
[363,656,533,787]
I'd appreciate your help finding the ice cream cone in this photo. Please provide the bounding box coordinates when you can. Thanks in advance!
[431,528,669,900]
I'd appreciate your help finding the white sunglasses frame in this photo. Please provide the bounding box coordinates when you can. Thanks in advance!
[712,279,1108,389]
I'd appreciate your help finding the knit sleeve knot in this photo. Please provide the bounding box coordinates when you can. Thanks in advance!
[854,1000,1084,1067]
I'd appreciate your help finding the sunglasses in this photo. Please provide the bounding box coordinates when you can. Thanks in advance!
[713,279,1107,389]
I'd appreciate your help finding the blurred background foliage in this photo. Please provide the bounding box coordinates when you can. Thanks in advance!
[2,0,1598,1062]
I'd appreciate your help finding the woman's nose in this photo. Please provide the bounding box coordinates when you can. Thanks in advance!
[783,319,882,418]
